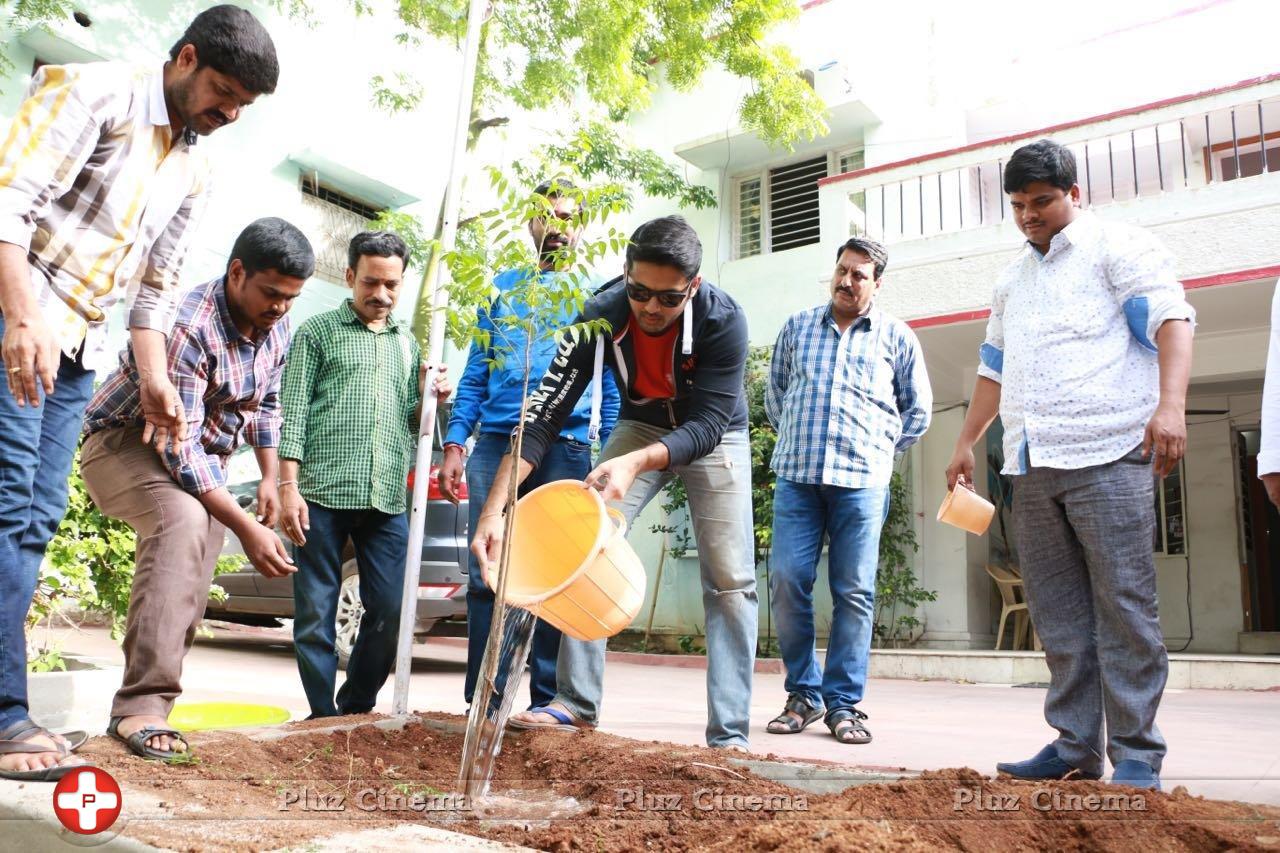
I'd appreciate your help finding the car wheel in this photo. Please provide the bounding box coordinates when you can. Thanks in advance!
[335,570,362,670]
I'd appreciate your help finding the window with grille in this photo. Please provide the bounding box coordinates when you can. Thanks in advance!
[1217,139,1280,180]
[838,150,865,174]
[768,156,826,252]
[838,149,867,236]
[298,176,386,281]
[1154,460,1187,555]
[736,177,763,258]
[735,156,826,258]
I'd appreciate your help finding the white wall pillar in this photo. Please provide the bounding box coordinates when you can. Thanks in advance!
[916,406,995,648]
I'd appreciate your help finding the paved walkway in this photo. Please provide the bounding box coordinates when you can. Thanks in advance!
[48,623,1280,805]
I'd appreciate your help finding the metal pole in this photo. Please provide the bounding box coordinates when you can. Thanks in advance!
[1155,124,1164,192]
[1130,130,1138,198]
[392,0,489,716]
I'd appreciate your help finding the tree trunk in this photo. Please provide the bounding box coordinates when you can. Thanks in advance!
[408,94,507,349]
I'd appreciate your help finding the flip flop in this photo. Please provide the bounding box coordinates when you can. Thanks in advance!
[0,720,88,752]
[33,726,87,752]
[506,706,594,732]
[0,720,93,782]
[107,716,191,761]
[57,730,89,751]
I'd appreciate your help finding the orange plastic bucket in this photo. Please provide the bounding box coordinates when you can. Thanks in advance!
[483,480,646,641]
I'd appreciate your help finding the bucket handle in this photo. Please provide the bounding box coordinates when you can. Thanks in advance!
[605,506,627,538]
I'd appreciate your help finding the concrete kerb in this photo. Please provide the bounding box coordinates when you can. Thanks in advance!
[0,713,911,851]
[0,776,156,852]
[432,636,1280,689]
[0,717,526,853]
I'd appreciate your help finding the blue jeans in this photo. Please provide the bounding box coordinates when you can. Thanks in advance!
[464,432,589,709]
[293,502,409,717]
[554,421,758,748]
[0,315,96,730]
[769,477,889,717]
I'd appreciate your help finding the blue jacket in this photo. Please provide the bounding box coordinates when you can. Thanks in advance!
[445,268,620,448]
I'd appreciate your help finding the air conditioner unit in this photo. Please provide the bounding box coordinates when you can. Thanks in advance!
[811,60,852,104]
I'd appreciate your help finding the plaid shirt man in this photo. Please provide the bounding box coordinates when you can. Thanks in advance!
[0,62,210,372]
[278,300,421,514]
[85,277,289,495]
[766,304,932,487]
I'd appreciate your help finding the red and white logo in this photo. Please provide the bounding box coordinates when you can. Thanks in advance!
[53,767,122,835]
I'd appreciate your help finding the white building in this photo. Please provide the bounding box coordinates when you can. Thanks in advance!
[0,0,462,328]
[7,1,1279,657]
[621,0,1280,655]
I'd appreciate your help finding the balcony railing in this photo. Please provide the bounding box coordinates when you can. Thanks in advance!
[825,79,1280,245]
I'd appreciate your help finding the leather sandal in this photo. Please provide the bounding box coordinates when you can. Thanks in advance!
[827,708,872,744]
[766,693,824,734]
[108,716,190,761]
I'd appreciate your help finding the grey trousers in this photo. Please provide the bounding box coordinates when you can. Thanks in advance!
[552,420,759,748]
[1011,446,1168,776]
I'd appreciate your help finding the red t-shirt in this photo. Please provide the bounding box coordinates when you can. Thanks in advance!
[630,321,679,399]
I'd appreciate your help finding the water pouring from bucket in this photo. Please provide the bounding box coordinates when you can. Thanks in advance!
[458,480,647,798]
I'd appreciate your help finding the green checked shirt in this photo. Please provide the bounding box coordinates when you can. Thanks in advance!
[279,301,421,514]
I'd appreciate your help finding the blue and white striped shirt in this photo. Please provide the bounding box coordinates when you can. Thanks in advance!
[766,304,932,488]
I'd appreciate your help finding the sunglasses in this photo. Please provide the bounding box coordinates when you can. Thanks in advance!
[624,277,693,308]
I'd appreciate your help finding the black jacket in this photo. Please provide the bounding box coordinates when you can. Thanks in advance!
[519,275,749,470]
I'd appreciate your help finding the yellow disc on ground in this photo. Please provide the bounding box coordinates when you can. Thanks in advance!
[168,702,291,732]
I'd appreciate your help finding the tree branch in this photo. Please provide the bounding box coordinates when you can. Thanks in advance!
[469,115,510,135]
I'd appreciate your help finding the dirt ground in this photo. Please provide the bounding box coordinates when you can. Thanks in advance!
[74,713,1280,852]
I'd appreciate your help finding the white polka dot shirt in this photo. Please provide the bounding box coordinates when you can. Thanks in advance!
[978,211,1195,475]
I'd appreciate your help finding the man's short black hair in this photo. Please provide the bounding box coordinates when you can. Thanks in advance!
[835,236,889,279]
[1003,139,1077,194]
[228,217,315,280]
[533,177,583,214]
[347,230,410,273]
[624,215,702,280]
[534,177,577,198]
[170,5,279,95]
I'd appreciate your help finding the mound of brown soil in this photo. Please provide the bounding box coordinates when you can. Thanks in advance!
[74,714,1280,852]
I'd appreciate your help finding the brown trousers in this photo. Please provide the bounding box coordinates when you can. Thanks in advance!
[81,426,225,718]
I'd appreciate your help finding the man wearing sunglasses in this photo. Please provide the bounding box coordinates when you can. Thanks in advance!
[471,215,758,750]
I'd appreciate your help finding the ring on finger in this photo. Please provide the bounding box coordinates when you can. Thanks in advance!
[8,365,22,374]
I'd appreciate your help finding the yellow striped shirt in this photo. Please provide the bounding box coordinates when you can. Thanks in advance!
[0,61,211,371]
